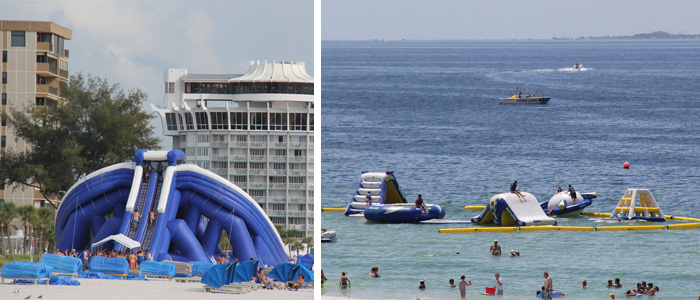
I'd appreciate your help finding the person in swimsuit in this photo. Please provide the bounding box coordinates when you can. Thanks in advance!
[459,275,468,298]
[543,272,553,300]
[494,273,503,295]
[510,181,524,198]
[340,272,350,289]
[287,274,305,290]
[365,193,372,206]
[568,184,577,204]
[449,278,456,288]
[490,239,501,256]
[132,210,141,229]
[415,194,428,213]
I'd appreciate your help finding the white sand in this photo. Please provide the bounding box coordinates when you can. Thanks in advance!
[0,278,314,300]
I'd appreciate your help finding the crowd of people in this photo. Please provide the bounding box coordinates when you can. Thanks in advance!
[605,279,660,298]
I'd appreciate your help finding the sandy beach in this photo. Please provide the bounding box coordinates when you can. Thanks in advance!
[0,278,314,300]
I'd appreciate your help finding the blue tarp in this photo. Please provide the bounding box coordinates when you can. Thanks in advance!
[139,261,176,276]
[190,261,215,275]
[39,254,83,274]
[233,260,258,283]
[267,263,314,283]
[1,261,53,279]
[297,254,314,266]
[88,257,129,275]
[77,271,147,280]
[201,263,236,289]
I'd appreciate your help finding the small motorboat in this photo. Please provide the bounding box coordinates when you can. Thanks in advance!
[320,229,337,243]
[540,191,596,217]
[573,62,583,70]
[499,88,550,104]
[363,203,445,223]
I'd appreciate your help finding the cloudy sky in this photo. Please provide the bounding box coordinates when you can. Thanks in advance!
[323,0,700,40]
[2,0,314,149]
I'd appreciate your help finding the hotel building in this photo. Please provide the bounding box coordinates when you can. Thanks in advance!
[0,21,71,207]
[151,61,314,238]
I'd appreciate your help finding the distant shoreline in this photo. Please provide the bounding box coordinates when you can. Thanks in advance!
[322,31,700,42]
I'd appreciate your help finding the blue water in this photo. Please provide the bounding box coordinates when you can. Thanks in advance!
[320,40,700,299]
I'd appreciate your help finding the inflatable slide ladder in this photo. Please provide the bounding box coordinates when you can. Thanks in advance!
[344,171,407,216]
[611,188,665,222]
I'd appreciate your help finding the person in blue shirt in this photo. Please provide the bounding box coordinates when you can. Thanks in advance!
[415,194,428,213]
[365,193,372,206]
[568,185,578,204]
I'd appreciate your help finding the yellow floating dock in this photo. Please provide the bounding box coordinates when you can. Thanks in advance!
[322,208,346,212]
[464,205,486,210]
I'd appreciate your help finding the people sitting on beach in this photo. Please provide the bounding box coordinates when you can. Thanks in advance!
[365,193,372,206]
[418,280,426,290]
[364,266,380,278]
[254,267,280,290]
[509,250,520,257]
[490,239,501,256]
[340,272,351,289]
[286,274,305,290]
[449,278,456,288]
[510,181,524,198]
[415,194,428,213]
[614,278,622,288]
[581,280,588,288]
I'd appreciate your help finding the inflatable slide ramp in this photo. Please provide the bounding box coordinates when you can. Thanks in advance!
[344,171,407,215]
[472,192,555,226]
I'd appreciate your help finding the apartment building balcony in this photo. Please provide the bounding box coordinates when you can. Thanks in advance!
[289,156,307,162]
[231,156,247,161]
[269,169,286,175]
[289,224,306,231]
[288,169,306,176]
[288,197,307,203]
[36,63,59,78]
[288,183,306,189]
[270,156,287,162]
[288,143,305,148]
[232,168,250,175]
[211,154,229,161]
[269,197,287,203]
[252,196,267,203]
[231,142,248,147]
[249,155,267,161]
[250,142,267,148]
[248,182,267,189]
[265,209,286,217]
[287,211,307,217]
[271,142,287,148]
[232,182,247,188]
[37,42,51,52]
[270,183,287,189]
[211,141,228,147]
[211,168,228,175]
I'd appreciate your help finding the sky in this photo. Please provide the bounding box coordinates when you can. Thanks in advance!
[322,0,700,40]
[2,0,314,150]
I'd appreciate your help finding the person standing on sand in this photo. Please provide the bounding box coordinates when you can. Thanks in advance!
[543,272,553,300]
[340,272,351,289]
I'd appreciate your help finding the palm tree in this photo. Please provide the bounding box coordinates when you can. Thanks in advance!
[35,207,52,253]
[0,202,18,254]
[283,237,297,256]
[17,205,35,254]
[302,236,313,254]
[291,241,304,258]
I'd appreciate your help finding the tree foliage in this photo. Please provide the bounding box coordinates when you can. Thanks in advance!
[0,73,161,208]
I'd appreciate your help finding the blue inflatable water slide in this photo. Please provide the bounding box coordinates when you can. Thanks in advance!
[55,150,288,266]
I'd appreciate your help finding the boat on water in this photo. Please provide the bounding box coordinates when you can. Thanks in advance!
[499,88,551,104]
[540,191,597,217]
[320,229,337,243]
[573,62,583,70]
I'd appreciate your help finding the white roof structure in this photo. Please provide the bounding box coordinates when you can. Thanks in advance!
[230,60,314,83]
[92,233,141,249]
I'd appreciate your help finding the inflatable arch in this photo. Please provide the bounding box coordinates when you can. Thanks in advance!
[55,150,288,266]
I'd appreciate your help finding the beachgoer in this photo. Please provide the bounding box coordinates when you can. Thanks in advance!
[459,275,468,298]
[257,267,280,289]
[490,239,502,256]
[568,184,577,204]
[582,280,588,288]
[286,274,305,290]
[132,210,141,229]
[321,269,327,288]
[149,210,156,227]
[340,272,350,289]
[418,280,426,290]
[509,250,520,257]
[556,186,563,193]
[449,278,456,288]
[365,193,372,206]
[510,181,524,198]
[607,279,614,288]
[415,194,428,213]
[610,293,616,299]
[543,272,553,300]
[494,273,503,295]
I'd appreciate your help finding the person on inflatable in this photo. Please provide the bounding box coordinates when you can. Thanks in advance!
[510,181,524,198]
[365,193,372,206]
[568,185,577,204]
[415,194,428,213]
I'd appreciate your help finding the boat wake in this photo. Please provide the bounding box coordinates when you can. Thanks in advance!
[559,67,592,72]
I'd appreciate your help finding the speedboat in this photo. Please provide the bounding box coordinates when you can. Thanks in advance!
[320,229,337,243]
[540,192,596,217]
[499,88,550,104]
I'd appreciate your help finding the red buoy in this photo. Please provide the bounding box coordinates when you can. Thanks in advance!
[623,162,630,169]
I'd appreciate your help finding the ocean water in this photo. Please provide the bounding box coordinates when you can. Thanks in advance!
[320,40,700,299]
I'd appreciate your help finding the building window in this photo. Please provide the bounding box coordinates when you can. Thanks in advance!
[36,75,47,85]
[2,72,6,84]
[210,112,229,130]
[11,31,26,47]
[250,112,268,130]
[184,113,194,130]
[2,51,7,63]
[36,97,46,106]
[195,112,209,130]
[165,82,175,93]
[270,113,287,131]
[197,148,209,156]
[197,134,210,143]
[2,93,6,105]
[165,113,178,130]
[290,113,308,131]
[1,136,5,148]
[177,114,184,130]
[231,112,248,130]
[309,113,314,131]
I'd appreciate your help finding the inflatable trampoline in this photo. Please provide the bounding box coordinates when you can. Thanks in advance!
[55,150,288,266]
[540,192,597,217]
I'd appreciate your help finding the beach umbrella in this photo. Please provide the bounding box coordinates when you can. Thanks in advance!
[233,260,258,283]
[201,263,236,289]
[292,264,314,283]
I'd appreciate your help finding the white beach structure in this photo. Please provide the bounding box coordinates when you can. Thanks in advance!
[151,61,314,238]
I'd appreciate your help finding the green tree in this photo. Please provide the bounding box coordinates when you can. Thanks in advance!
[0,73,161,209]
[35,207,53,252]
[0,202,17,254]
[302,236,313,254]
[291,241,304,257]
[17,205,35,254]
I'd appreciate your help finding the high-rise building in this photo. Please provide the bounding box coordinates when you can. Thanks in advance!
[0,21,71,207]
[151,61,314,238]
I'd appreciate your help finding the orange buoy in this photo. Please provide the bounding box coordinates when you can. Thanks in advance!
[623,162,630,169]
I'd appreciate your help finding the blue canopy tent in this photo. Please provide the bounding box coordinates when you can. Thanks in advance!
[201,263,236,289]
[297,253,314,266]
[267,263,314,283]
[233,260,258,283]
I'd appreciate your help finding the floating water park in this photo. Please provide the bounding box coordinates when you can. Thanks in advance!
[344,171,445,223]
[54,150,288,266]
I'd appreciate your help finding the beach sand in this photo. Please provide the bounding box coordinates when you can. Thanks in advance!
[0,278,314,300]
